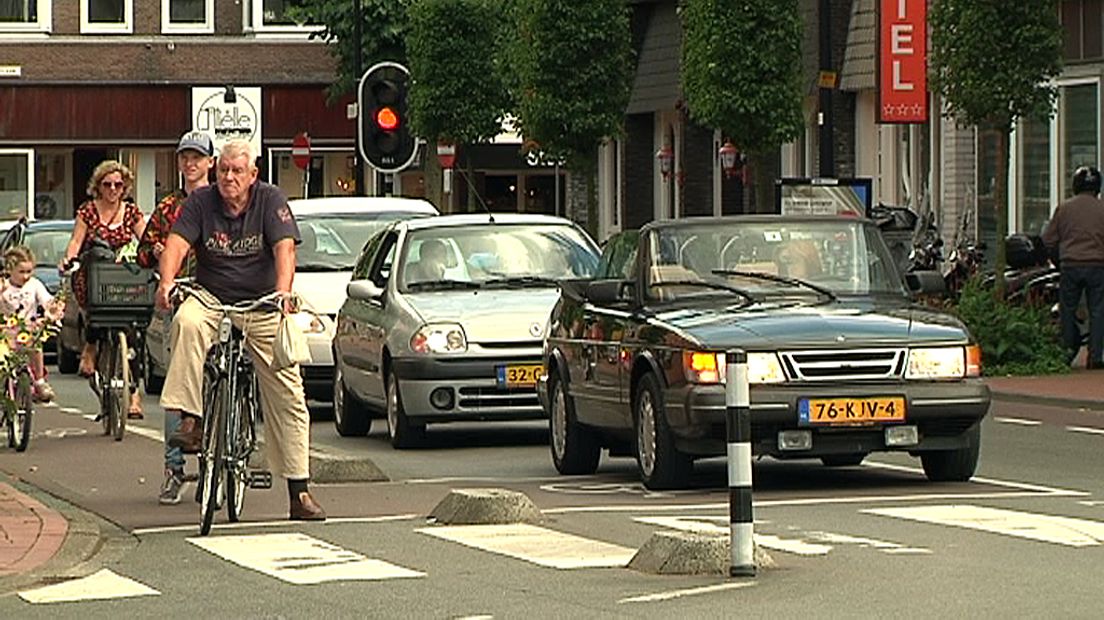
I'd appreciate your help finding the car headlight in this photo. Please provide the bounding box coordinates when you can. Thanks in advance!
[906,345,978,379]
[684,351,785,384]
[411,323,467,354]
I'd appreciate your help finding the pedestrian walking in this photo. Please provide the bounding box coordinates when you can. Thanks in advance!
[1042,166,1104,368]
[156,139,325,521]
[137,131,215,505]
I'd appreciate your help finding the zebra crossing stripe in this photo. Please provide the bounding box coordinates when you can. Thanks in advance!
[19,569,159,604]
[187,533,425,584]
[417,523,637,569]
[864,504,1104,547]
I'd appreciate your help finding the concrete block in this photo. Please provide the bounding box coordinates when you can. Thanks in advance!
[428,488,542,525]
[308,452,389,484]
[628,531,775,575]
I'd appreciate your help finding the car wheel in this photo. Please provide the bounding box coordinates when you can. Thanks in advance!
[333,365,372,437]
[549,371,600,475]
[821,453,866,467]
[143,348,165,395]
[633,373,692,490]
[921,423,981,482]
[386,372,425,449]
[57,340,79,374]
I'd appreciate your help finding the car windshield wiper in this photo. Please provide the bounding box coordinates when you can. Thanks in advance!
[649,279,756,303]
[297,262,347,272]
[711,269,837,302]
[481,275,560,288]
[406,279,483,291]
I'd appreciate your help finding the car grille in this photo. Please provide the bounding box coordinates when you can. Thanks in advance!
[458,386,540,410]
[781,348,906,381]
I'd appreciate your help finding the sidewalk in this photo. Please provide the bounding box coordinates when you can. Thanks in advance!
[0,480,68,577]
[985,367,1104,411]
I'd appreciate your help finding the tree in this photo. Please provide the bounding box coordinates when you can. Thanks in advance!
[929,0,1063,295]
[507,0,633,234]
[681,0,805,212]
[289,0,412,99]
[408,0,510,211]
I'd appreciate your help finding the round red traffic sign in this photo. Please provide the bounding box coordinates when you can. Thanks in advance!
[292,132,311,170]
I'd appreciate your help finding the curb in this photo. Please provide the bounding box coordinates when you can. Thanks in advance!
[0,478,135,597]
[988,390,1104,413]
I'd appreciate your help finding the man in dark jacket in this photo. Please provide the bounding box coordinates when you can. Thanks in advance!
[1043,166,1104,368]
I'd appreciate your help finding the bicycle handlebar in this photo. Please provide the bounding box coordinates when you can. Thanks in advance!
[171,281,287,314]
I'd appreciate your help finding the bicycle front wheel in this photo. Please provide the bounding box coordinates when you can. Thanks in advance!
[200,378,228,536]
[111,331,130,441]
[12,371,33,452]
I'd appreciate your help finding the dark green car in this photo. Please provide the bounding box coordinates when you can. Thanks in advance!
[539,215,990,490]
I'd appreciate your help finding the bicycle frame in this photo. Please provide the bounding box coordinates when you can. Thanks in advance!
[2,363,33,452]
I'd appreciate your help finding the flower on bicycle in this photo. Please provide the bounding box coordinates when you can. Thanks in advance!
[15,331,32,346]
[3,315,17,329]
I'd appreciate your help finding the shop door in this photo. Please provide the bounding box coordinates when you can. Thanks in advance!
[0,149,34,222]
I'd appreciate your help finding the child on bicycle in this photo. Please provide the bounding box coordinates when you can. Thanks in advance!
[0,246,65,402]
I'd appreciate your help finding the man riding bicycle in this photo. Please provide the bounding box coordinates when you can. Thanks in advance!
[156,138,325,521]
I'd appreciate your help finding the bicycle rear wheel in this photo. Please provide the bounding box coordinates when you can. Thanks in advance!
[199,378,228,536]
[12,371,33,452]
[225,398,248,523]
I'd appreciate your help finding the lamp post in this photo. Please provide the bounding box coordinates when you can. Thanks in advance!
[656,145,673,181]
[353,0,366,196]
[719,140,739,178]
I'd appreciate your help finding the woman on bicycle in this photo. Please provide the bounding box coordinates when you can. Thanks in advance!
[1,246,65,402]
[59,160,147,417]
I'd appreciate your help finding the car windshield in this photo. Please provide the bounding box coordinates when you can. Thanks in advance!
[298,212,430,271]
[24,228,72,267]
[400,223,599,291]
[645,219,906,301]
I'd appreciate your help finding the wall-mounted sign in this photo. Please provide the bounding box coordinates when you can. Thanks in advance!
[191,86,262,158]
[0,66,22,78]
[877,0,927,124]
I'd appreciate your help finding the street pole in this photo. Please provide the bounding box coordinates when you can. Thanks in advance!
[818,0,835,178]
[353,0,367,196]
[725,350,755,578]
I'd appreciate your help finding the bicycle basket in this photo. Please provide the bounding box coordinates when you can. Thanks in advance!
[86,261,155,325]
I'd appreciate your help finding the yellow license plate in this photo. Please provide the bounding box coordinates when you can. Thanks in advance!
[798,396,906,425]
[498,364,544,388]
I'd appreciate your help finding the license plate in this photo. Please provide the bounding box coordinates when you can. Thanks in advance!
[798,396,906,426]
[497,364,544,388]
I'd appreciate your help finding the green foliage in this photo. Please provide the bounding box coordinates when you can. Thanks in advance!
[680,0,804,153]
[929,0,1063,132]
[288,0,412,100]
[952,277,1069,376]
[407,0,509,145]
[506,0,634,169]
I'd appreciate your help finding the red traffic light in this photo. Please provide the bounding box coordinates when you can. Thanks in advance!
[376,106,399,131]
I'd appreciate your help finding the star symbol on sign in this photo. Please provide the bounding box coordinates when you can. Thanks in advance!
[897,104,909,116]
[883,104,895,117]
[911,103,924,117]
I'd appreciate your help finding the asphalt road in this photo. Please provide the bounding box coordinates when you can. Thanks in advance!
[1,372,1102,617]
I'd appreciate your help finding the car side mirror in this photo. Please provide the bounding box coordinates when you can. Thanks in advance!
[586,279,630,305]
[905,270,945,295]
[347,280,384,302]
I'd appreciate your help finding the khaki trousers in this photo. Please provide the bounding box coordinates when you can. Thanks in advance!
[160,293,310,480]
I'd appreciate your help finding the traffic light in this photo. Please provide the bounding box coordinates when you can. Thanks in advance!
[358,61,418,173]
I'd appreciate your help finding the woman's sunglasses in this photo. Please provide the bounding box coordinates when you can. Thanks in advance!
[101,181,125,190]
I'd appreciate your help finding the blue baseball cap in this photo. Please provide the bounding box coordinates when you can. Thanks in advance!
[177,131,215,157]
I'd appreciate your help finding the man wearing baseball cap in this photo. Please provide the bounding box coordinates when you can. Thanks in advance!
[138,129,215,505]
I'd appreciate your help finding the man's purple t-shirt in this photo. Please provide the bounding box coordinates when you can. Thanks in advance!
[170,182,300,304]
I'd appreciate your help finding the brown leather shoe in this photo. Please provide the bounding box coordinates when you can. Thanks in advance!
[289,491,327,521]
[167,415,202,454]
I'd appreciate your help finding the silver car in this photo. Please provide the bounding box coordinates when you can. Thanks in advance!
[333,213,600,447]
[144,197,438,402]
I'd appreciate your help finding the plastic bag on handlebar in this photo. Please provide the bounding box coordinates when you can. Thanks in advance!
[273,314,311,370]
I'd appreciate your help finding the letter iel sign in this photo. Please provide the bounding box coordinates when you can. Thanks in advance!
[877,0,927,124]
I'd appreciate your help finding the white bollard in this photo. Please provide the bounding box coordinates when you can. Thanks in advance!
[725,349,755,577]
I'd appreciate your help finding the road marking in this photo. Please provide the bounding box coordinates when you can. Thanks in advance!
[133,513,420,535]
[994,416,1042,426]
[187,532,425,584]
[59,407,83,415]
[634,515,831,555]
[540,481,675,499]
[619,581,755,604]
[1066,425,1104,436]
[417,523,637,569]
[19,569,159,603]
[864,504,1104,547]
[1078,500,1104,507]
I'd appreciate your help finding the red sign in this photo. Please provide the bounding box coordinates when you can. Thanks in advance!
[436,142,456,169]
[877,0,927,124]
[292,132,311,170]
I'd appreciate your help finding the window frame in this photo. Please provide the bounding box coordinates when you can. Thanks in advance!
[247,0,318,37]
[81,0,133,34]
[161,0,214,34]
[0,0,51,34]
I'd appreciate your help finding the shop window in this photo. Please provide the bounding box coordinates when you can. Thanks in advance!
[1061,0,1104,61]
[162,0,213,34]
[1061,82,1099,195]
[250,0,317,34]
[1019,118,1052,236]
[976,129,1001,268]
[82,0,132,34]
[0,0,49,32]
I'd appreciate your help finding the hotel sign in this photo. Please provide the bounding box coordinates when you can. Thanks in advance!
[877,0,927,124]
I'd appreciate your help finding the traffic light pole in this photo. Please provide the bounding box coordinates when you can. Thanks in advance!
[353,0,366,196]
